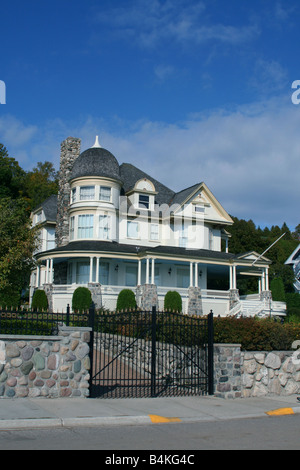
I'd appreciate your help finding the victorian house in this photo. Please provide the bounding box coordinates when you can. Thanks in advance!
[29,136,286,317]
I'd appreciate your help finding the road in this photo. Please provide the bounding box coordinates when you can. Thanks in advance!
[0,414,299,451]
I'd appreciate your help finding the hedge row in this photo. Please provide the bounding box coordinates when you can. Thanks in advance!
[213,316,300,351]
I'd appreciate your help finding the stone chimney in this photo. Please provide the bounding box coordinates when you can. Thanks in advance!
[55,137,81,247]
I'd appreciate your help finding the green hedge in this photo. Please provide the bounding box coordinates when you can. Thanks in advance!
[213,316,300,351]
[72,287,92,313]
[31,289,48,311]
[116,289,136,311]
[164,291,182,312]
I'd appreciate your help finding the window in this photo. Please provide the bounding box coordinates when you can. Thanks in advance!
[150,224,159,241]
[78,214,94,238]
[47,228,56,249]
[99,262,109,285]
[125,266,137,286]
[177,268,189,288]
[71,188,77,203]
[99,186,111,202]
[99,215,110,240]
[80,186,95,200]
[36,211,42,224]
[139,194,149,209]
[70,216,75,240]
[179,223,188,247]
[127,221,139,238]
[76,262,89,284]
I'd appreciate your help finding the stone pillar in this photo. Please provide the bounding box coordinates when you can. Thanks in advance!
[88,283,102,309]
[55,137,81,247]
[229,289,240,309]
[140,284,158,311]
[188,286,203,315]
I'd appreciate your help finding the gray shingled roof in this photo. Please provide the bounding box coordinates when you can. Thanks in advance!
[70,147,122,182]
[33,194,57,222]
[39,240,236,261]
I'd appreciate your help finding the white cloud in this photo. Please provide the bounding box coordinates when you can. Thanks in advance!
[0,95,299,229]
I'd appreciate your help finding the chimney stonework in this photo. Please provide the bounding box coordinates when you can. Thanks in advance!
[55,137,81,247]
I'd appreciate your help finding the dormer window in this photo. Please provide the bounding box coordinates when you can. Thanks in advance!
[80,186,95,200]
[139,194,149,209]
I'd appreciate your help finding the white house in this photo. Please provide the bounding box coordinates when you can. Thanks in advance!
[29,136,286,317]
[285,244,300,294]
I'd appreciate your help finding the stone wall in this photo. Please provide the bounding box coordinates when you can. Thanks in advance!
[0,326,91,399]
[214,344,300,399]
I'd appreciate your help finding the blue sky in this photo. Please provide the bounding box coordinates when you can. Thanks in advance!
[1,0,300,230]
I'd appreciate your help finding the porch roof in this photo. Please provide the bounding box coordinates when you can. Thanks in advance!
[37,240,239,264]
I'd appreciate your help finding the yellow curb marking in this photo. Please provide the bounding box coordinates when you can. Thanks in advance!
[266,407,294,416]
[149,414,181,423]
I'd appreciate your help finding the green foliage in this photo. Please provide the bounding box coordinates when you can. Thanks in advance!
[164,291,182,312]
[270,277,286,302]
[213,316,300,351]
[24,161,59,210]
[31,289,48,311]
[0,197,38,303]
[116,289,136,311]
[72,287,92,313]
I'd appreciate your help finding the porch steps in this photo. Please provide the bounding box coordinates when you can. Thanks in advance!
[229,299,286,318]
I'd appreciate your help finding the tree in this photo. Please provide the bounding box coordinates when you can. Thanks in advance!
[0,143,26,199]
[0,197,38,306]
[24,161,59,209]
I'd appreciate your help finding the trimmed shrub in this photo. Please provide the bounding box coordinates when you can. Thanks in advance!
[72,287,92,313]
[116,289,136,311]
[164,291,182,312]
[213,316,300,351]
[31,289,48,311]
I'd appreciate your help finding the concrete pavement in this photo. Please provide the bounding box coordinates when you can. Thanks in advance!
[1,394,300,430]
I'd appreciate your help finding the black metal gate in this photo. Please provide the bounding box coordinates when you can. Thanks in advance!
[89,306,214,399]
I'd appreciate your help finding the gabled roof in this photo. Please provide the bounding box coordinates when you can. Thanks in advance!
[285,244,300,265]
[32,194,58,222]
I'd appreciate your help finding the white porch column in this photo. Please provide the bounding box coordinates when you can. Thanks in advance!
[232,265,237,290]
[45,259,49,284]
[190,262,194,287]
[138,259,142,285]
[194,262,198,288]
[261,270,265,291]
[96,257,100,283]
[49,258,53,283]
[265,267,269,291]
[36,265,40,288]
[89,257,94,283]
[151,258,155,284]
[229,265,233,289]
[146,258,150,284]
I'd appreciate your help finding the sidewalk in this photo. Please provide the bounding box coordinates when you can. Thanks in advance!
[1,394,300,430]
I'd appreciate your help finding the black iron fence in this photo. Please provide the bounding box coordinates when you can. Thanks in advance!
[0,305,89,336]
[0,304,214,397]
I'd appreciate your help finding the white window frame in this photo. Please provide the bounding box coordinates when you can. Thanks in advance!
[99,186,111,202]
[80,186,95,201]
[78,214,94,238]
[98,214,110,240]
[127,220,139,239]
[150,223,159,241]
[139,194,149,209]
[71,188,77,203]
[70,216,75,240]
